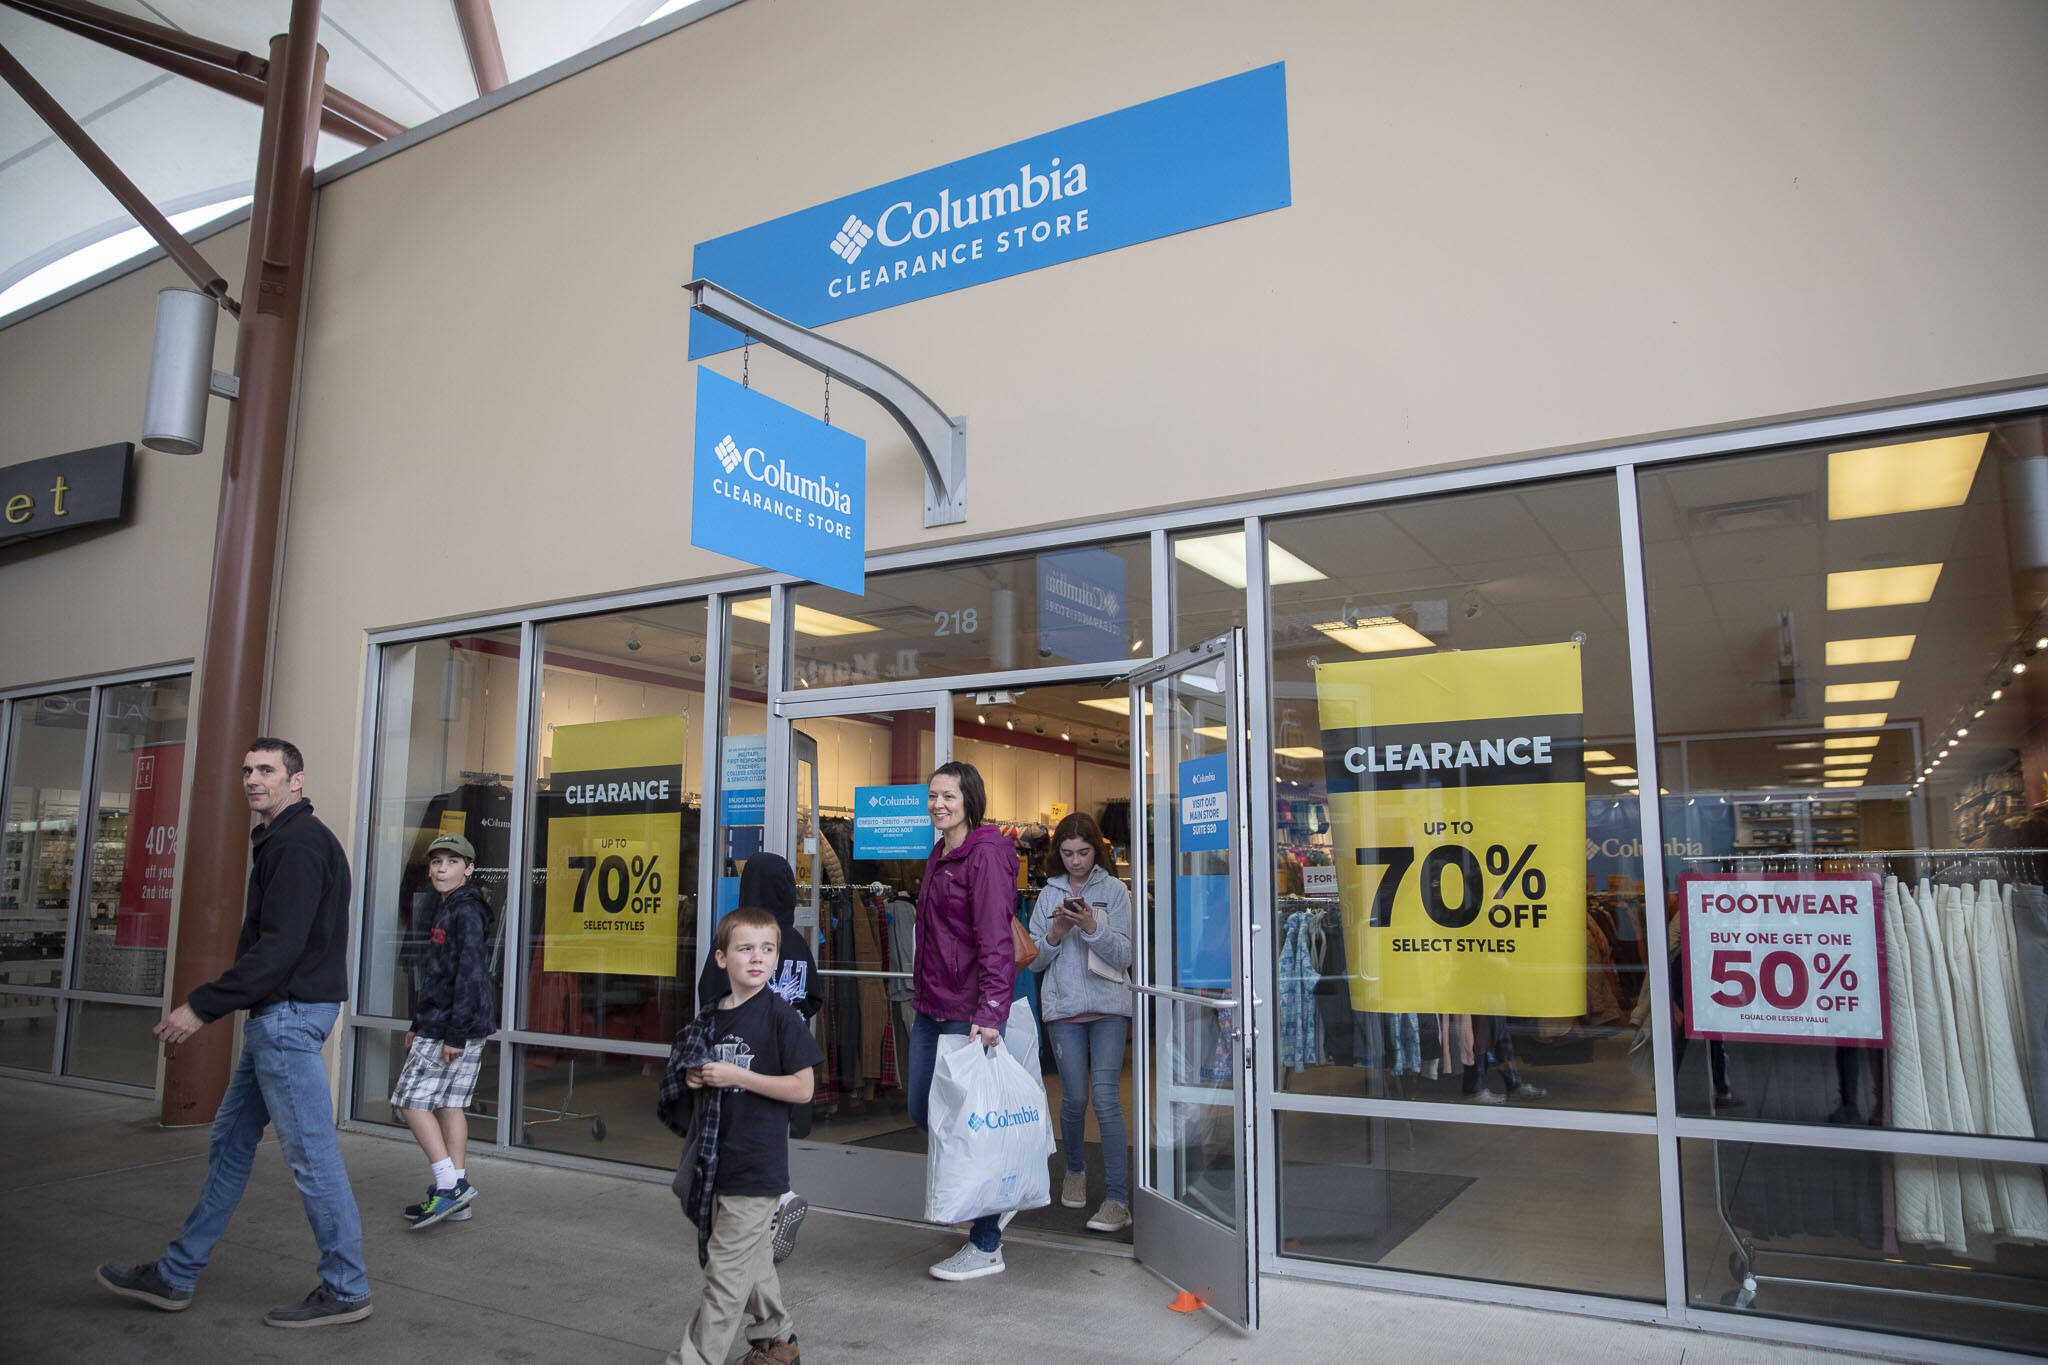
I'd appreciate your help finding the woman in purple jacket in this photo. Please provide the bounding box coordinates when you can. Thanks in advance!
[907,760,1021,1282]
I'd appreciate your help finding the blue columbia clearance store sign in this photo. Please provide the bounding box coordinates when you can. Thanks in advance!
[691,369,866,594]
[688,63,1291,357]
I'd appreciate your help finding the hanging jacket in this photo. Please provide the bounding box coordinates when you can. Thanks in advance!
[913,822,1019,1030]
[409,881,496,1047]
[697,852,823,1018]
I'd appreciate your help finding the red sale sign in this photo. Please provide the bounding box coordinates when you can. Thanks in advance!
[115,742,184,949]
[1680,873,1888,1047]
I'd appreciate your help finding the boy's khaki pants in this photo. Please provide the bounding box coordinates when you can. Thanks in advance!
[667,1193,792,1365]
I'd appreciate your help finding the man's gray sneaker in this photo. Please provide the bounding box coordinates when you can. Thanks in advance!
[928,1242,1005,1281]
[264,1286,373,1328]
[95,1261,191,1312]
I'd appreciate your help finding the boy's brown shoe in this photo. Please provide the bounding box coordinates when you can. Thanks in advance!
[739,1336,800,1365]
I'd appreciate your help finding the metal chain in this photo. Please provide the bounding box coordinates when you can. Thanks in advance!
[823,372,831,425]
[742,336,750,389]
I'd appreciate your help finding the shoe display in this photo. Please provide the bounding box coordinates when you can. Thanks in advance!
[263,1286,373,1328]
[738,1335,802,1365]
[1085,1199,1131,1233]
[1060,1170,1087,1209]
[95,1261,191,1312]
[771,1193,809,1265]
[928,1242,1005,1281]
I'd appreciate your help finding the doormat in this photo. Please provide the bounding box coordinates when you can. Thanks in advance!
[1279,1165,1472,1264]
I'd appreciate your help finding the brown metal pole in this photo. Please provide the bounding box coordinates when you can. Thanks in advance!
[0,42,237,311]
[451,0,508,96]
[2,0,399,145]
[160,0,326,1128]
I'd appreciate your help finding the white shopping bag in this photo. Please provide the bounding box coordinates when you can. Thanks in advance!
[999,996,1056,1155]
[924,1034,1053,1225]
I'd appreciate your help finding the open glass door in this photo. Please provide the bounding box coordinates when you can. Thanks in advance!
[771,691,951,1220]
[1130,630,1258,1329]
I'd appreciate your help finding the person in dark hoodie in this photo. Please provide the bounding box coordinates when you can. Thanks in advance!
[392,832,497,1229]
[696,851,822,1263]
[908,760,1022,1282]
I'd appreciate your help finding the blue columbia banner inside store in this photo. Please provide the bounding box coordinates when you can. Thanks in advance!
[690,369,867,595]
[853,784,934,858]
[688,63,1291,358]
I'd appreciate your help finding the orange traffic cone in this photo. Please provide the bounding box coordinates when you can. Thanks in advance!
[1168,1290,1205,1313]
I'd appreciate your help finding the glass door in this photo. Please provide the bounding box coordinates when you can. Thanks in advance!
[772,691,951,1219]
[1130,630,1259,1329]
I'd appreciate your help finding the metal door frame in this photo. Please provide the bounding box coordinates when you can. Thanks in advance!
[1127,628,1259,1330]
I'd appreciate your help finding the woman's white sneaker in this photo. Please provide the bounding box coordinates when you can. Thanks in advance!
[928,1242,1005,1281]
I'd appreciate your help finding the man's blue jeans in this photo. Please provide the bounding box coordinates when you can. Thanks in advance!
[1048,1015,1130,1205]
[157,1000,369,1302]
[907,1012,1002,1253]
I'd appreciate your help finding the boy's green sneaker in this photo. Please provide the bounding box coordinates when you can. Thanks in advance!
[406,1184,468,1229]
[405,1177,474,1225]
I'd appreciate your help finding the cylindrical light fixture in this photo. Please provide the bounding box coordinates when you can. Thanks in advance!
[141,287,219,454]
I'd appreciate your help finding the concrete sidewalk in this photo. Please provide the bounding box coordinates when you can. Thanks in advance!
[0,1076,1877,1364]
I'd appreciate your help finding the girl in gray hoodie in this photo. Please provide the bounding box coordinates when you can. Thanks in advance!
[1027,812,1135,1233]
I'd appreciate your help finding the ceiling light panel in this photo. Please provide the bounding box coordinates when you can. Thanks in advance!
[1825,713,1888,730]
[1823,736,1882,750]
[1824,681,1899,703]
[1826,564,1942,611]
[1827,433,1987,520]
[1315,617,1435,654]
[1173,532,1326,590]
[1826,635,1915,666]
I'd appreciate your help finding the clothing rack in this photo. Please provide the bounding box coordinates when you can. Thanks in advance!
[1694,849,2048,1320]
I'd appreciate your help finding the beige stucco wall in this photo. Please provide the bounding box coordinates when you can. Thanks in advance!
[0,223,243,692]
[7,0,2047,811]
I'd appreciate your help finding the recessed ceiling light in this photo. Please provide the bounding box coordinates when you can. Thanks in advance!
[1826,635,1916,666]
[1826,433,1986,520]
[1315,617,1435,654]
[1827,564,1942,611]
[728,599,879,637]
[1824,779,1864,789]
[1974,708,1986,719]
[1824,680,1899,703]
[1785,763,1823,771]
[1173,532,1325,590]
[2016,662,2028,675]
[1588,764,1636,776]
[1830,767,1870,780]
[1583,750,1617,762]
[1956,727,1969,738]
[1822,754,1868,767]
[1080,697,1153,716]
[1825,713,1888,730]
[1992,688,2004,700]
[1274,746,1323,759]
[1823,736,1880,750]
[1195,724,1229,740]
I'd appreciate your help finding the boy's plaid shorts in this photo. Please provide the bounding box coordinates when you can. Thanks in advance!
[390,1034,485,1111]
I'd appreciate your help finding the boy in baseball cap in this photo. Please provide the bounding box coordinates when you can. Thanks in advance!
[392,832,497,1227]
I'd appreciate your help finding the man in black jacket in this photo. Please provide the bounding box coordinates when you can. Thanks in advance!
[96,738,371,1329]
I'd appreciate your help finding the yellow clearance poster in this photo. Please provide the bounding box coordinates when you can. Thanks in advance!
[1315,643,1586,1016]
[543,715,686,977]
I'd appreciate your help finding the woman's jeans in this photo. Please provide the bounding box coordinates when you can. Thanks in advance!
[1047,1015,1130,1205]
[158,1000,369,1301]
[907,1011,1002,1252]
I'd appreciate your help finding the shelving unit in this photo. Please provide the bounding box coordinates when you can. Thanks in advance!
[1731,799,1860,856]
[1951,759,2026,848]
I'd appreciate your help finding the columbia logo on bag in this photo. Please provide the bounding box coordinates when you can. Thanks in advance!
[965,1104,1040,1133]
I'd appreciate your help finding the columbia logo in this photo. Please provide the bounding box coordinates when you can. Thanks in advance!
[965,1113,983,1133]
[829,214,874,263]
[714,435,743,473]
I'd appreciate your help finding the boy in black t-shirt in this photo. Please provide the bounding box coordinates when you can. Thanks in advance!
[659,906,822,1365]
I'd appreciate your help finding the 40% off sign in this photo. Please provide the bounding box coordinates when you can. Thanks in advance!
[1679,875,1888,1046]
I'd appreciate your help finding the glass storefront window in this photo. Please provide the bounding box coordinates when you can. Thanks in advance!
[521,604,708,1046]
[789,539,1151,686]
[1171,523,1251,649]
[1683,1138,2048,1352]
[1279,1110,1664,1300]
[708,596,771,936]
[1639,414,2048,1137]
[64,999,158,1088]
[353,1029,501,1141]
[1,690,90,996]
[513,1041,666,1166]
[358,631,520,1023]
[1265,477,1653,1114]
[73,676,189,999]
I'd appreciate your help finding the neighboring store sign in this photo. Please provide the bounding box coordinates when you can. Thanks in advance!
[689,63,1292,358]
[853,784,934,858]
[0,443,131,548]
[114,742,182,949]
[1178,753,1230,853]
[690,369,866,594]
[542,716,685,976]
[719,734,766,824]
[1680,874,1888,1046]
[1036,547,1127,664]
[1303,865,1337,897]
[1317,643,1587,1016]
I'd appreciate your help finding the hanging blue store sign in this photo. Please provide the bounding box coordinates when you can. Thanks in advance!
[1036,547,1128,664]
[853,784,935,859]
[719,735,766,824]
[689,63,1291,358]
[690,369,866,594]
